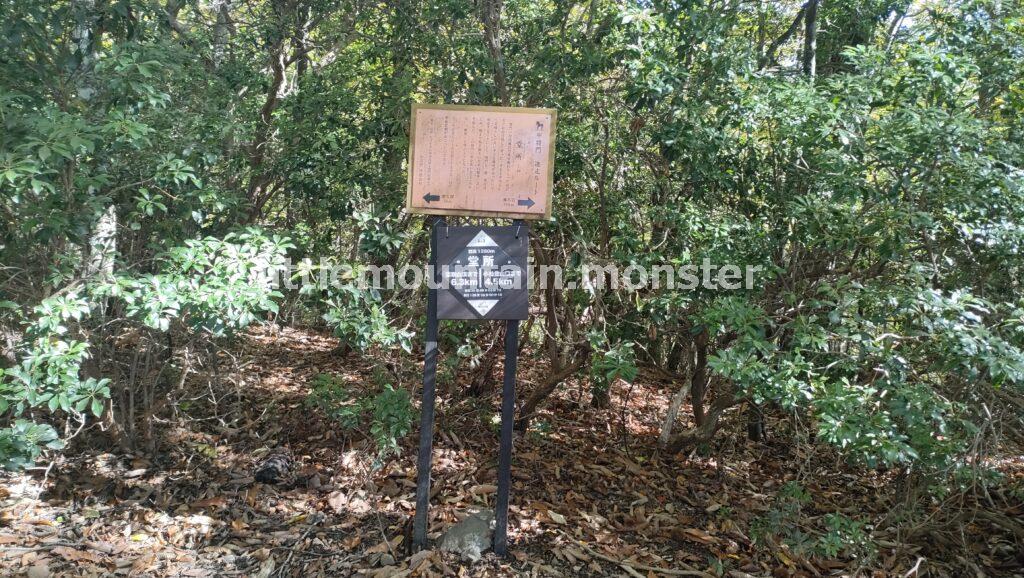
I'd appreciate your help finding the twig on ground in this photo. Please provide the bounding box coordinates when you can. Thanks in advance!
[275,512,324,577]
[903,556,925,577]
[571,537,714,578]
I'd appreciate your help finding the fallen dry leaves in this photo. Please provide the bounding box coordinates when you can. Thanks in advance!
[0,325,1020,577]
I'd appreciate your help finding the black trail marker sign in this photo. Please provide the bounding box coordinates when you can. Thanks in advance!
[437,226,528,320]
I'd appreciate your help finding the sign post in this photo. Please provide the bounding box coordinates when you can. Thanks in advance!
[494,221,523,556]
[407,104,555,557]
[412,217,443,552]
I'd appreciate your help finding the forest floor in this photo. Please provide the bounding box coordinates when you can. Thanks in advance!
[1,326,1022,577]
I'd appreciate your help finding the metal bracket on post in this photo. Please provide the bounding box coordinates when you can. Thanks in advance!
[413,216,444,552]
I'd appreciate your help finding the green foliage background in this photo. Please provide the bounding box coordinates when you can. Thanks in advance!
[0,0,1022,480]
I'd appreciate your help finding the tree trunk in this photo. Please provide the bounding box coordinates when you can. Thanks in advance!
[515,353,588,431]
[482,0,509,106]
[212,0,232,67]
[658,378,692,448]
[747,402,764,441]
[87,205,118,279]
[667,385,739,454]
[514,237,590,430]
[596,121,611,250]
[468,326,504,396]
[666,340,684,373]
[758,3,806,70]
[246,35,286,218]
[802,0,820,77]
[691,330,708,426]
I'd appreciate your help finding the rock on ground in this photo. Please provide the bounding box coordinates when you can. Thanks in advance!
[437,510,495,562]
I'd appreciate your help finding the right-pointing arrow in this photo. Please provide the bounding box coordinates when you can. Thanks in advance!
[517,198,535,208]
[423,193,440,203]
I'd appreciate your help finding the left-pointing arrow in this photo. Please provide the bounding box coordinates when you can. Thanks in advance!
[423,193,440,203]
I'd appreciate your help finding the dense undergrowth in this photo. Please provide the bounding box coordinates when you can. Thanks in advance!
[1,0,1023,572]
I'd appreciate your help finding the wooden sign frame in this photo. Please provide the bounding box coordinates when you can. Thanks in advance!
[406,104,557,220]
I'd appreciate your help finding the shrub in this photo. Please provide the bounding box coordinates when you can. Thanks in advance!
[304,372,415,463]
[0,229,291,469]
[0,420,63,471]
[750,482,875,561]
[305,373,363,429]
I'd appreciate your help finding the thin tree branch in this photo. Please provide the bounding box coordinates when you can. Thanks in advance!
[758,2,808,70]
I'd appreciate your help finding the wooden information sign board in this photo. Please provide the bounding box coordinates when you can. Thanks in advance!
[406,104,556,220]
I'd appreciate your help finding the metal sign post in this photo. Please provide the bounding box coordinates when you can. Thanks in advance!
[412,217,443,551]
[412,221,528,555]
[493,314,519,556]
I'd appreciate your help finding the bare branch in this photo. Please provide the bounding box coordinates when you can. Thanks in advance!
[758,2,808,71]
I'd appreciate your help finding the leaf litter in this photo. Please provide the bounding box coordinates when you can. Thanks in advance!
[1,325,1021,577]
